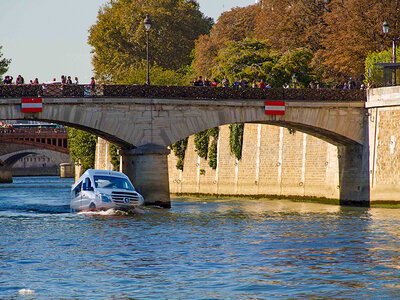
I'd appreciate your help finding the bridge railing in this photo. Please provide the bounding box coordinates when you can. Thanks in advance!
[0,127,67,135]
[0,84,367,101]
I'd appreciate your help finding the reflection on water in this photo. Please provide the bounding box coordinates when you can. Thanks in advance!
[1,178,400,298]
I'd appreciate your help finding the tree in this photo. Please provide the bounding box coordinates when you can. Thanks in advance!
[0,46,11,81]
[318,0,400,82]
[212,39,314,87]
[254,0,328,53]
[88,0,212,83]
[365,47,400,86]
[67,128,97,172]
[193,5,261,77]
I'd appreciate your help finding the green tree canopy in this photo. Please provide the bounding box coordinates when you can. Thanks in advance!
[365,47,400,86]
[67,128,97,172]
[0,46,11,81]
[212,39,314,87]
[88,0,212,83]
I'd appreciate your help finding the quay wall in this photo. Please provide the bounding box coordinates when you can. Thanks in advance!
[168,124,339,199]
[367,87,400,202]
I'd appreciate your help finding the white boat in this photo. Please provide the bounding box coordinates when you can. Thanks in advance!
[70,169,144,212]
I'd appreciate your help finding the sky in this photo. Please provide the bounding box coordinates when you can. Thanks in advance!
[0,0,255,84]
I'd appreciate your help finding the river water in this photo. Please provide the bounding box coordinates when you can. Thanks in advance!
[1,177,400,299]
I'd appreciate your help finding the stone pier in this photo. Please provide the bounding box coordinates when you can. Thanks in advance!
[120,144,171,208]
[0,165,12,183]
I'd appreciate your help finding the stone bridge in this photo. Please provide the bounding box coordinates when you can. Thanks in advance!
[0,84,368,207]
[0,142,71,183]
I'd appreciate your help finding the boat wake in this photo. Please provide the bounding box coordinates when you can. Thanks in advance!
[77,207,146,216]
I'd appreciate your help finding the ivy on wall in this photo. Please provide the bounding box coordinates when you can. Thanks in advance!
[229,123,244,161]
[208,127,219,170]
[194,130,210,159]
[193,127,219,170]
[208,140,218,169]
[171,137,189,171]
[109,143,120,171]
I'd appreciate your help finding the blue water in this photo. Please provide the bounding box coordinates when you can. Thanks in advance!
[1,177,400,299]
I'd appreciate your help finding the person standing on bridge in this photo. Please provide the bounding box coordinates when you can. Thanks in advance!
[16,75,24,85]
[222,76,230,88]
[74,77,79,85]
[90,77,96,89]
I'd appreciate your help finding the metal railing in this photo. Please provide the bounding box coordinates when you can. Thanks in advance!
[0,84,367,101]
[0,127,67,135]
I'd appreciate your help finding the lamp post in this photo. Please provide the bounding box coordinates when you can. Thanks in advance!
[144,13,152,85]
[291,73,297,89]
[383,20,397,85]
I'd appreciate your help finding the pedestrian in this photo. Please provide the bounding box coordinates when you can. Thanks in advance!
[211,78,218,87]
[74,77,79,85]
[240,78,249,88]
[197,76,204,86]
[33,78,39,84]
[252,80,258,88]
[266,83,272,88]
[90,77,96,89]
[16,75,24,85]
[61,75,66,84]
[232,78,240,88]
[66,76,72,85]
[283,83,290,89]
[222,76,230,88]
[348,77,356,89]
[342,82,348,90]
[259,79,266,88]
[204,77,211,86]
[193,77,199,86]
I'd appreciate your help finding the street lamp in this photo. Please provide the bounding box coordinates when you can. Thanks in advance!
[291,73,297,88]
[382,20,397,85]
[143,13,152,85]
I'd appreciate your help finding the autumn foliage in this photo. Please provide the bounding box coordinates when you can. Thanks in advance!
[193,0,400,84]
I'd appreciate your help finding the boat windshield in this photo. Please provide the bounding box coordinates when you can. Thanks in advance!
[93,175,135,191]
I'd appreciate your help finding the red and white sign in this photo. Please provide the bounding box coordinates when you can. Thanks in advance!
[21,98,43,113]
[265,101,285,115]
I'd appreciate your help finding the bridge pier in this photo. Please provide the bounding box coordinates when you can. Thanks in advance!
[0,165,13,183]
[338,144,370,206]
[120,144,171,208]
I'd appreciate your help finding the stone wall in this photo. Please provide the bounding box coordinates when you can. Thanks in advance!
[367,87,400,201]
[168,124,340,199]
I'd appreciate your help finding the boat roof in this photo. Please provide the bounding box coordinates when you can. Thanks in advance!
[71,169,129,190]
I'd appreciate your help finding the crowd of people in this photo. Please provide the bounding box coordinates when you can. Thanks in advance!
[192,75,366,90]
[2,75,96,87]
[2,73,365,90]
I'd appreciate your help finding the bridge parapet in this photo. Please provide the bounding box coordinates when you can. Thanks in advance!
[0,84,366,101]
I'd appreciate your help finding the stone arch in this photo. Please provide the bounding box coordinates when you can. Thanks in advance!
[0,98,365,149]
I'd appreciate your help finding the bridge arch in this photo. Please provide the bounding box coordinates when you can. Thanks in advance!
[0,143,71,183]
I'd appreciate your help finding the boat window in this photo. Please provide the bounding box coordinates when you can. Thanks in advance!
[73,182,82,197]
[84,177,92,190]
[93,175,134,191]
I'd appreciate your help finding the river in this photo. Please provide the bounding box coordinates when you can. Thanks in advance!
[1,176,400,299]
